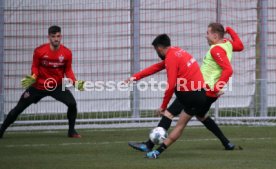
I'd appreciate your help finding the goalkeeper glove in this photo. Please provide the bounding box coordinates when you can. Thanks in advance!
[21,75,36,89]
[75,80,85,91]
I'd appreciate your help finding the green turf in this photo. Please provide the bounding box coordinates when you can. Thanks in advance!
[0,126,276,169]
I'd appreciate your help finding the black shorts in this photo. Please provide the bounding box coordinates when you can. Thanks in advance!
[168,90,217,117]
[19,85,76,106]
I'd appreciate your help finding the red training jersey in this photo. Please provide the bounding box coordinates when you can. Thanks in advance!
[133,27,244,99]
[133,47,204,109]
[31,43,76,90]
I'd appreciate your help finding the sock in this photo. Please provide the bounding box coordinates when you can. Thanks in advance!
[1,108,22,132]
[202,116,229,146]
[145,116,172,149]
[145,139,155,149]
[0,127,4,138]
[67,106,77,133]
[156,143,167,154]
[68,122,76,133]
[157,116,172,130]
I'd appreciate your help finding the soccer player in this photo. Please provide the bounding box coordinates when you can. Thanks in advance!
[0,26,84,139]
[128,23,244,156]
[126,33,207,150]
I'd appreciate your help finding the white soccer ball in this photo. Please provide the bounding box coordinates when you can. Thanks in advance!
[149,127,168,145]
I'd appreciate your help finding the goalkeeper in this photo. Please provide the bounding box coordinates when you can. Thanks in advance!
[0,26,84,138]
[127,23,244,156]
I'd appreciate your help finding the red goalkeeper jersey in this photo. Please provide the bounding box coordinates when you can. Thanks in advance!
[133,47,204,109]
[31,43,76,90]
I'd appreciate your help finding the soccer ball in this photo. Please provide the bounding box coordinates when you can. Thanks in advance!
[149,127,168,145]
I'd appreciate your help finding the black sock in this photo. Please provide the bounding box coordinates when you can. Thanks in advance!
[157,143,167,154]
[67,106,77,133]
[145,139,155,149]
[1,107,23,132]
[202,116,229,146]
[68,123,75,133]
[145,116,172,149]
[157,116,172,130]
[0,127,4,138]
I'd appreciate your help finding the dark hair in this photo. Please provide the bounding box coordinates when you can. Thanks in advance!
[48,25,61,35]
[152,34,171,47]
[208,22,225,38]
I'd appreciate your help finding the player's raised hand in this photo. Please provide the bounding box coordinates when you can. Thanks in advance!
[21,75,36,89]
[75,80,85,91]
[225,26,232,33]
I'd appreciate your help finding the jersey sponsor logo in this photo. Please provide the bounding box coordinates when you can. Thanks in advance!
[41,59,65,68]
[43,55,49,58]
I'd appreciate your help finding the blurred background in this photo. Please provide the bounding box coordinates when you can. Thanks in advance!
[0,0,275,130]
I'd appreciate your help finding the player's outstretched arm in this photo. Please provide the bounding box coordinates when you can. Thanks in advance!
[123,61,165,85]
[225,26,244,52]
[131,61,165,81]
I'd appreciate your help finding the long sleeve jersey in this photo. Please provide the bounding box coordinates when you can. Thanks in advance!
[31,43,76,90]
[204,27,244,97]
[133,47,204,109]
[132,27,244,100]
